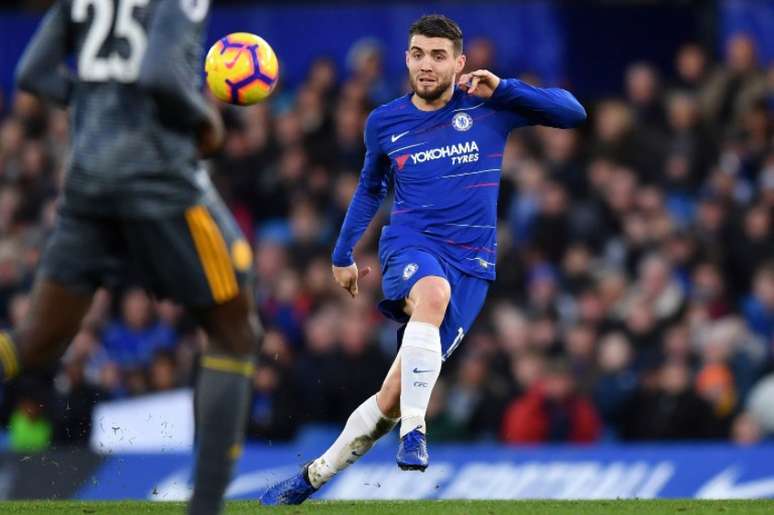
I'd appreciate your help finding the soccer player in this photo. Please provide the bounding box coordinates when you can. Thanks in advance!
[11,1,260,514]
[260,14,585,504]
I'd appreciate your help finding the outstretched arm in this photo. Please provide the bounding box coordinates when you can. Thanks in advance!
[458,69,586,129]
[15,1,74,105]
[331,112,390,296]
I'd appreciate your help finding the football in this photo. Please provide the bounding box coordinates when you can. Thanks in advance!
[205,32,279,105]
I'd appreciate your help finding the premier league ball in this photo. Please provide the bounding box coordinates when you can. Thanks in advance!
[205,32,279,105]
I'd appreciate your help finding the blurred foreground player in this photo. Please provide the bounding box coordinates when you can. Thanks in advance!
[261,14,585,504]
[11,1,261,513]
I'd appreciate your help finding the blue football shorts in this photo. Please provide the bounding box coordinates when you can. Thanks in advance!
[378,247,490,361]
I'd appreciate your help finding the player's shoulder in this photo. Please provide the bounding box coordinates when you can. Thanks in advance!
[154,0,211,23]
[367,94,413,127]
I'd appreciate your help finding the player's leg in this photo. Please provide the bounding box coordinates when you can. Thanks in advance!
[0,278,94,381]
[188,289,261,515]
[260,249,447,504]
[0,211,109,382]
[399,275,449,434]
[306,269,471,478]
[304,354,402,486]
[124,200,260,515]
[306,254,449,479]
[394,275,449,470]
[260,342,402,505]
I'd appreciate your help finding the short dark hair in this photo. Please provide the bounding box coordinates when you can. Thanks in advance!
[408,14,463,55]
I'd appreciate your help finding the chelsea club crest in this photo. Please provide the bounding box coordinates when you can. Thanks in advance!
[452,112,473,132]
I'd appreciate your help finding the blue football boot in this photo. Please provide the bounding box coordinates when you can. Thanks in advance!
[396,428,429,471]
[259,465,317,505]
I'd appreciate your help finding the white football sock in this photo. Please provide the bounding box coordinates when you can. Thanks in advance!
[399,321,442,437]
[306,394,398,489]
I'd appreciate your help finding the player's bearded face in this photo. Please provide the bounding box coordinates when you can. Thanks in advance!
[410,67,453,101]
[406,36,464,102]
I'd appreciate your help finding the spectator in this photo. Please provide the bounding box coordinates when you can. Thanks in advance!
[695,362,737,437]
[148,351,178,392]
[625,62,667,131]
[294,306,341,423]
[247,362,298,441]
[531,181,571,264]
[620,360,717,440]
[729,206,774,296]
[425,379,463,441]
[564,323,598,391]
[501,359,601,443]
[663,91,716,194]
[731,411,763,445]
[441,351,509,440]
[701,34,767,128]
[326,308,390,422]
[593,332,637,433]
[626,253,685,324]
[346,38,395,106]
[742,262,774,344]
[101,288,177,369]
[462,37,498,75]
[673,43,710,93]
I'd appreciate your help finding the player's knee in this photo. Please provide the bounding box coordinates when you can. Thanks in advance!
[199,291,262,357]
[414,278,451,316]
[220,311,262,356]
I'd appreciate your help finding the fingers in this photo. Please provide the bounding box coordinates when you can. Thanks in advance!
[345,266,372,297]
[468,75,481,95]
[332,264,371,298]
[336,277,356,298]
[458,70,491,95]
[334,271,359,297]
[458,73,472,90]
[470,69,491,80]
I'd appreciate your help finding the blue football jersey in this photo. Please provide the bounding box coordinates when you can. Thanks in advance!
[332,79,586,280]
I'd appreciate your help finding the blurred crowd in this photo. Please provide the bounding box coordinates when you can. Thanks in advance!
[0,31,772,452]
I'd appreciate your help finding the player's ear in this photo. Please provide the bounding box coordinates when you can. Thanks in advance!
[405,50,411,69]
[455,53,466,74]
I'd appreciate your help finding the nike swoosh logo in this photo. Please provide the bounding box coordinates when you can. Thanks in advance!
[391,131,410,143]
[225,49,244,69]
[413,368,434,374]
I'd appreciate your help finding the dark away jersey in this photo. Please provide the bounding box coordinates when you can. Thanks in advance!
[332,80,586,280]
[15,0,213,216]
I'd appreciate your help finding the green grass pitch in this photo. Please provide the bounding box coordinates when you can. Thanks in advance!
[2,500,774,514]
